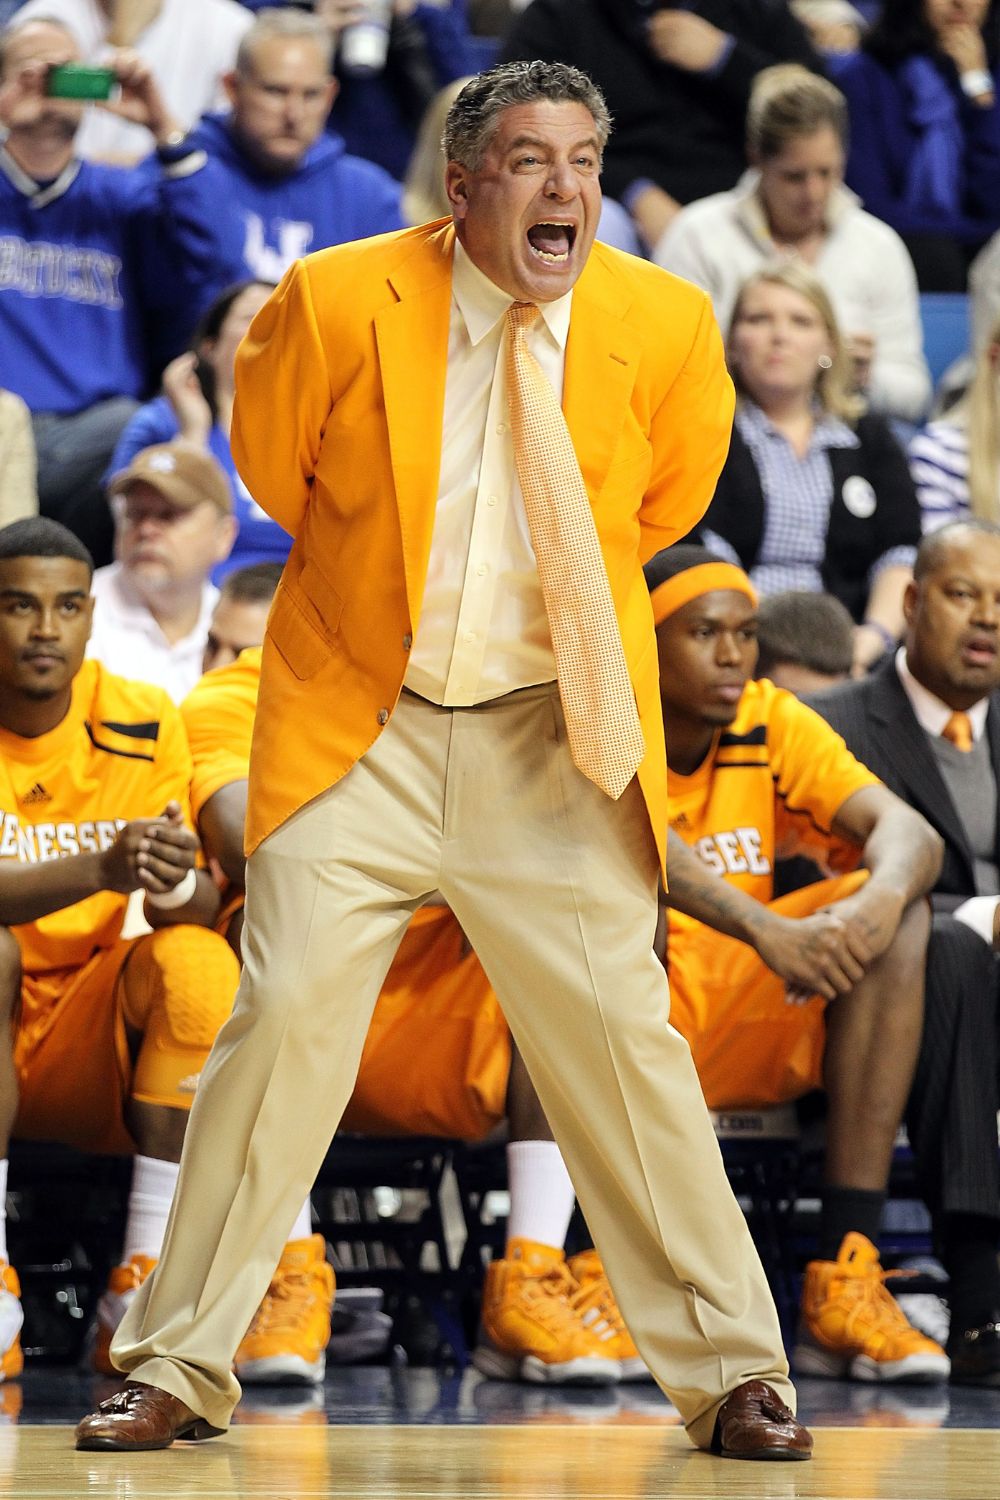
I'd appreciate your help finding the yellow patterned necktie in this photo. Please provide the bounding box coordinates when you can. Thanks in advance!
[942,711,973,752]
[505,302,645,799]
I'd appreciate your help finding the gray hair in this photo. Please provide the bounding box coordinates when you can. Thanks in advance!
[236,6,335,77]
[443,60,611,171]
[0,14,77,77]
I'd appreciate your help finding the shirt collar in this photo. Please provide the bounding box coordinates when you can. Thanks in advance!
[737,398,859,451]
[451,239,573,350]
[0,145,81,208]
[895,646,990,741]
[733,168,858,244]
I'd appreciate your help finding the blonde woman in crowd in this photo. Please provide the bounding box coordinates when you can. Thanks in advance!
[654,64,930,424]
[910,316,1000,531]
[691,264,922,674]
[0,389,38,527]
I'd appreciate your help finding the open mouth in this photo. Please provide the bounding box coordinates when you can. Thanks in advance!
[526,221,576,264]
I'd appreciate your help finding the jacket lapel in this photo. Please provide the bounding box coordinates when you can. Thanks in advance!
[563,254,641,503]
[988,698,1000,873]
[375,223,454,624]
[872,664,975,877]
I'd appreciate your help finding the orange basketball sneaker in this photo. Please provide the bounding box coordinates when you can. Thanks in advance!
[473,1238,621,1385]
[91,1255,157,1376]
[0,1264,23,1382]
[795,1233,951,1383]
[567,1249,651,1382]
[235,1234,335,1386]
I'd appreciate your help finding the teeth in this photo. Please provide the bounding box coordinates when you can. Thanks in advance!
[530,246,569,263]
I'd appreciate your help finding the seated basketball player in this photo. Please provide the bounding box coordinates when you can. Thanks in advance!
[0,518,328,1385]
[181,639,641,1386]
[648,545,951,1384]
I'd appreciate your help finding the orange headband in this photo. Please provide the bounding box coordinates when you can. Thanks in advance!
[649,563,757,626]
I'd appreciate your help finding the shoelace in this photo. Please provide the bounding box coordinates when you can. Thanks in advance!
[246,1267,322,1337]
[839,1266,923,1339]
[567,1273,623,1343]
[516,1263,600,1335]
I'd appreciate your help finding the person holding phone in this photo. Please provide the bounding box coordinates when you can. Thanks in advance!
[0,16,231,566]
[12,0,252,164]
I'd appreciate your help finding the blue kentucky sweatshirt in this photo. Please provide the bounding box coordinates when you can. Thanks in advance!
[185,112,404,304]
[0,147,220,414]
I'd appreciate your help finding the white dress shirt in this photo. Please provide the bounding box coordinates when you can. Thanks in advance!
[87,561,218,705]
[404,242,568,706]
[896,646,997,945]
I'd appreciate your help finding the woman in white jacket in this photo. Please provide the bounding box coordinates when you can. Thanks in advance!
[654,63,931,425]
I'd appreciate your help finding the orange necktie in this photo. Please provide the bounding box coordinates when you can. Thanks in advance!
[505,302,645,799]
[942,711,974,752]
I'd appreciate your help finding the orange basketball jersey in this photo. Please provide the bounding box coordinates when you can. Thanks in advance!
[667,677,880,941]
[0,659,195,975]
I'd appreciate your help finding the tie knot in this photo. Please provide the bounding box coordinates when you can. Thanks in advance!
[942,711,974,752]
[508,302,540,336]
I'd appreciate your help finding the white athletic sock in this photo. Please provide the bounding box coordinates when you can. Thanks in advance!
[0,1159,7,1264]
[505,1140,576,1252]
[122,1155,180,1263]
[288,1197,314,1243]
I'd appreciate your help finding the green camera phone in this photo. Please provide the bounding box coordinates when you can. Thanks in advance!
[45,64,118,101]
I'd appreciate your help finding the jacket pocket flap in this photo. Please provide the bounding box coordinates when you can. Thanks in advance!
[267,583,330,680]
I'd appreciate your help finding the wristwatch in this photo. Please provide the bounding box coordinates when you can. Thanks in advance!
[155,127,193,162]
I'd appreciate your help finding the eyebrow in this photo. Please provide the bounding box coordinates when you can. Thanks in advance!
[0,588,89,603]
[505,133,601,154]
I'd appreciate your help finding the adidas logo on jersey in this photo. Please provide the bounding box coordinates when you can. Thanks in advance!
[20,783,51,807]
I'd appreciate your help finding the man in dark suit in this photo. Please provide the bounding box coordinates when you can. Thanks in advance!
[811,518,1000,1387]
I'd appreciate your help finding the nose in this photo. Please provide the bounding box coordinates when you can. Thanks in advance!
[716,630,742,665]
[32,607,60,639]
[544,161,576,200]
[974,594,1000,627]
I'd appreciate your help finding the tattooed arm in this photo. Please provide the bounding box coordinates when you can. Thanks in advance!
[661,821,925,1003]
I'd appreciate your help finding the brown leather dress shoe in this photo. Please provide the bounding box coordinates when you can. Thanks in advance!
[75,1381,226,1451]
[711,1379,813,1461]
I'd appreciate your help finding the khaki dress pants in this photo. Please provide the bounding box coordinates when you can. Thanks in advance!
[112,684,792,1448]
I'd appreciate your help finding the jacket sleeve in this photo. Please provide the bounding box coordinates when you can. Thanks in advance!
[963,85,1000,222]
[230,261,333,539]
[638,290,735,561]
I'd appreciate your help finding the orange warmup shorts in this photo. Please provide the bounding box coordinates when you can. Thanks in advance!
[15,926,240,1155]
[667,870,869,1110]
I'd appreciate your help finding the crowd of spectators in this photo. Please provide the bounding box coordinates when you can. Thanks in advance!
[3,0,1000,1410]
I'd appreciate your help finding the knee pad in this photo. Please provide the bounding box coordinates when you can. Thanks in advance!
[123,926,240,1109]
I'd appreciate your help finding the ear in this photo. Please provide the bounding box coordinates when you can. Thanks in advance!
[902,576,919,627]
[222,69,239,111]
[215,515,239,565]
[444,161,470,222]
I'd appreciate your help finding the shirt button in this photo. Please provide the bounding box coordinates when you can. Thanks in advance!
[376,707,389,726]
[487,495,498,507]
[402,633,412,650]
[476,564,487,576]
[463,631,476,644]
[496,422,507,435]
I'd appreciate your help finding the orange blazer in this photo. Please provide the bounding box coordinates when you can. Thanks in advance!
[231,221,734,872]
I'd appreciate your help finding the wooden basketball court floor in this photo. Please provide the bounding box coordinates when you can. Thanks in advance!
[3,1367,999,1499]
